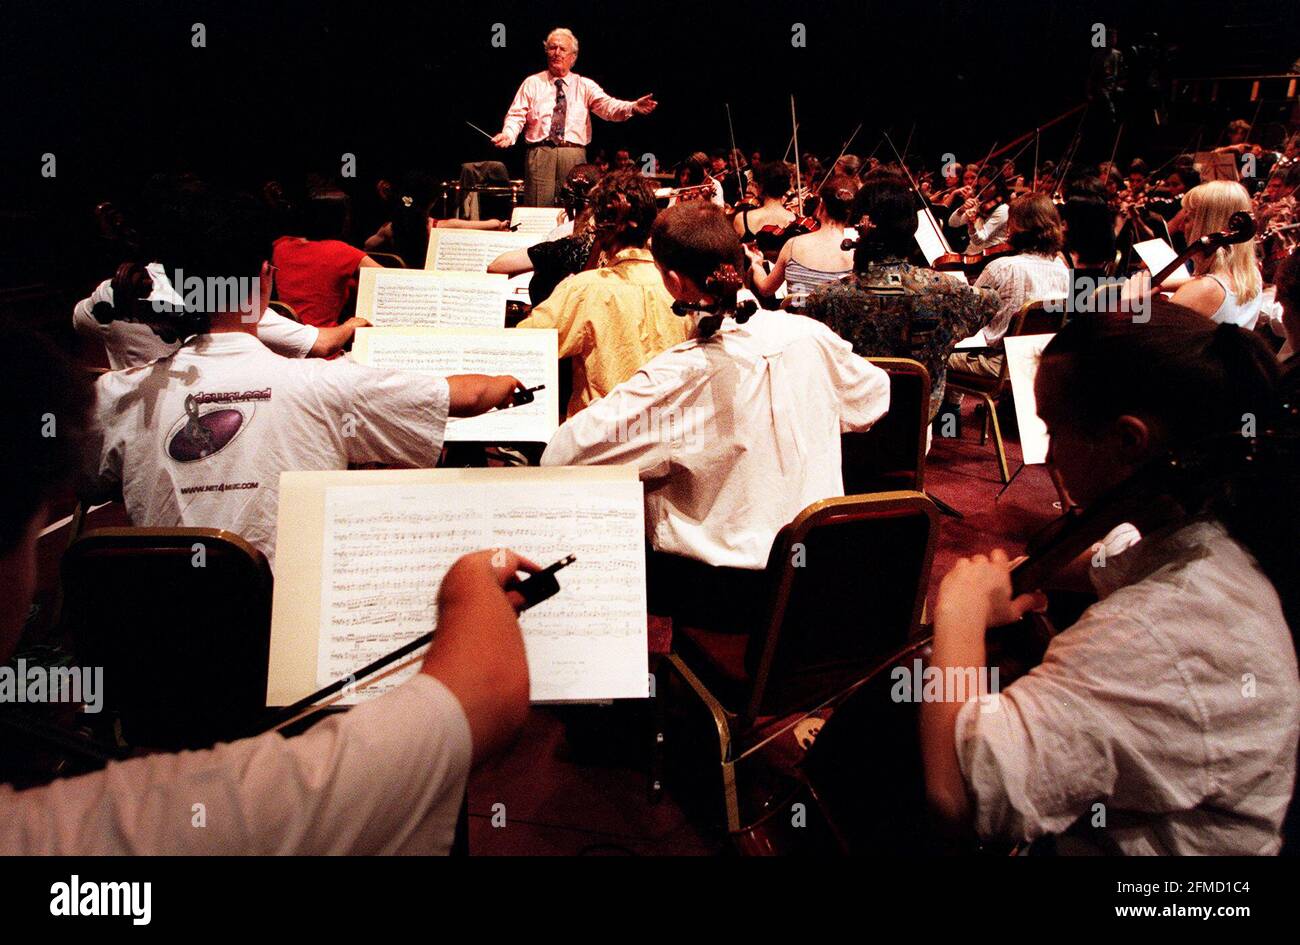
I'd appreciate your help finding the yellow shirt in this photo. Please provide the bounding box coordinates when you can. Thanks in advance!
[517,247,689,417]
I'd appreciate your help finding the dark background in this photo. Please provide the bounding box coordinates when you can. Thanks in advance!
[1,0,1297,288]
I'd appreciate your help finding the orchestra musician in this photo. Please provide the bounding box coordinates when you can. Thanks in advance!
[745,174,857,310]
[921,303,1299,855]
[948,171,1011,253]
[491,28,657,206]
[734,161,797,248]
[1166,181,1264,328]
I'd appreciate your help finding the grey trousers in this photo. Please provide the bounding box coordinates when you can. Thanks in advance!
[524,144,587,206]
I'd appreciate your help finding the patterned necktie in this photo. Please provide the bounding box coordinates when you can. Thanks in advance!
[548,79,567,145]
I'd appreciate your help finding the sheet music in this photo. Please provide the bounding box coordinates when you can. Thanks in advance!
[1003,333,1055,465]
[424,229,541,271]
[356,268,508,328]
[914,211,968,284]
[954,328,988,349]
[1133,238,1192,289]
[510,207,566,235]
[316,478,648,702]
[352,327,558,442]
[507,271,533,298]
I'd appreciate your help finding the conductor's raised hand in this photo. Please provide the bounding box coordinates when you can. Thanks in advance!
[633,94,658,116]
[491,132,512,148]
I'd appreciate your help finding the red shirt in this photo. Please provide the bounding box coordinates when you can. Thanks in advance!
[271,237,366,328]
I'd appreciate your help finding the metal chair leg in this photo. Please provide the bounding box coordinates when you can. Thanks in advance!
[984,394,1011,483]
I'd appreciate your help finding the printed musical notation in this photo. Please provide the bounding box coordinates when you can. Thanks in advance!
[424,229,541,272]
[509,206,567,236]
[352,327,559,442]
[356,269,508,329]
[316,478,648,702]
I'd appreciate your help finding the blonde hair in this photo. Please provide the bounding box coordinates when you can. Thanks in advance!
[1181,181,1260,303]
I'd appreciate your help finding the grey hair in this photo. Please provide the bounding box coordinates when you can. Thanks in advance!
[544,28,578,53]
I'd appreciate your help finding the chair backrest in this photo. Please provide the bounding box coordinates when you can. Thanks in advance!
[267,299,301,323]
[1018,299,1068,336]
[841,358,931,495]
[61,527,273,750]
[366,251,407,269]
[743,491,939,724]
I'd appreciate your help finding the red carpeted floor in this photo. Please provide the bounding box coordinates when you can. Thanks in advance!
[29,401,1064,855]
[466,400,1068,855]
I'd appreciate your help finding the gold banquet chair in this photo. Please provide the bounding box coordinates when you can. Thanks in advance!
[365,251,407,268]
[841,357,931,496]
[60,527,273,751]
[657,491,939,833]
[267,299,301,323]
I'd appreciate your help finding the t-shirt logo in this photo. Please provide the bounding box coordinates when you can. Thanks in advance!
[165,391,264,462]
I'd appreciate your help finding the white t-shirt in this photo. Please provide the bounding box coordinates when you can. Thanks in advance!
[73,263,320,369]
[956,518,1300,854]
[88,331,449,567]
[1,674,471,854]
[542,309,891,569]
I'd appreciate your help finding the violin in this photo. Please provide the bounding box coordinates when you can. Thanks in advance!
[753,214,819,254]
[796,419,1300,854]
[654,182,716,203]
[932,241,1014,277]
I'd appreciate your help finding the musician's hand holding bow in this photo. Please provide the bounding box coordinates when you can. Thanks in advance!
[922,549,1047,829]
[422,548,542,763]
[935,549,1048,635]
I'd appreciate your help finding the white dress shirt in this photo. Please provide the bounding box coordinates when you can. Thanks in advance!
[88,332,448,567]
[73,263,319,370]
[541,309,891,569]
[500,71,637,146]
[956,518,1300,855]
[0,675,472,854]
[973,251,1072,344]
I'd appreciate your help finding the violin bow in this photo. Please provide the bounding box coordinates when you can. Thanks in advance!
[790,94,804,214]
[1104,121,1125,180]
[726,102,745,203]
[813,121,863,199]
[1050,103,1090,197]
[1032,127,1040,192]
[883,129,947,251]
[900,122,916,168]
[782,121,802,163]
[973,135,1036,205]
